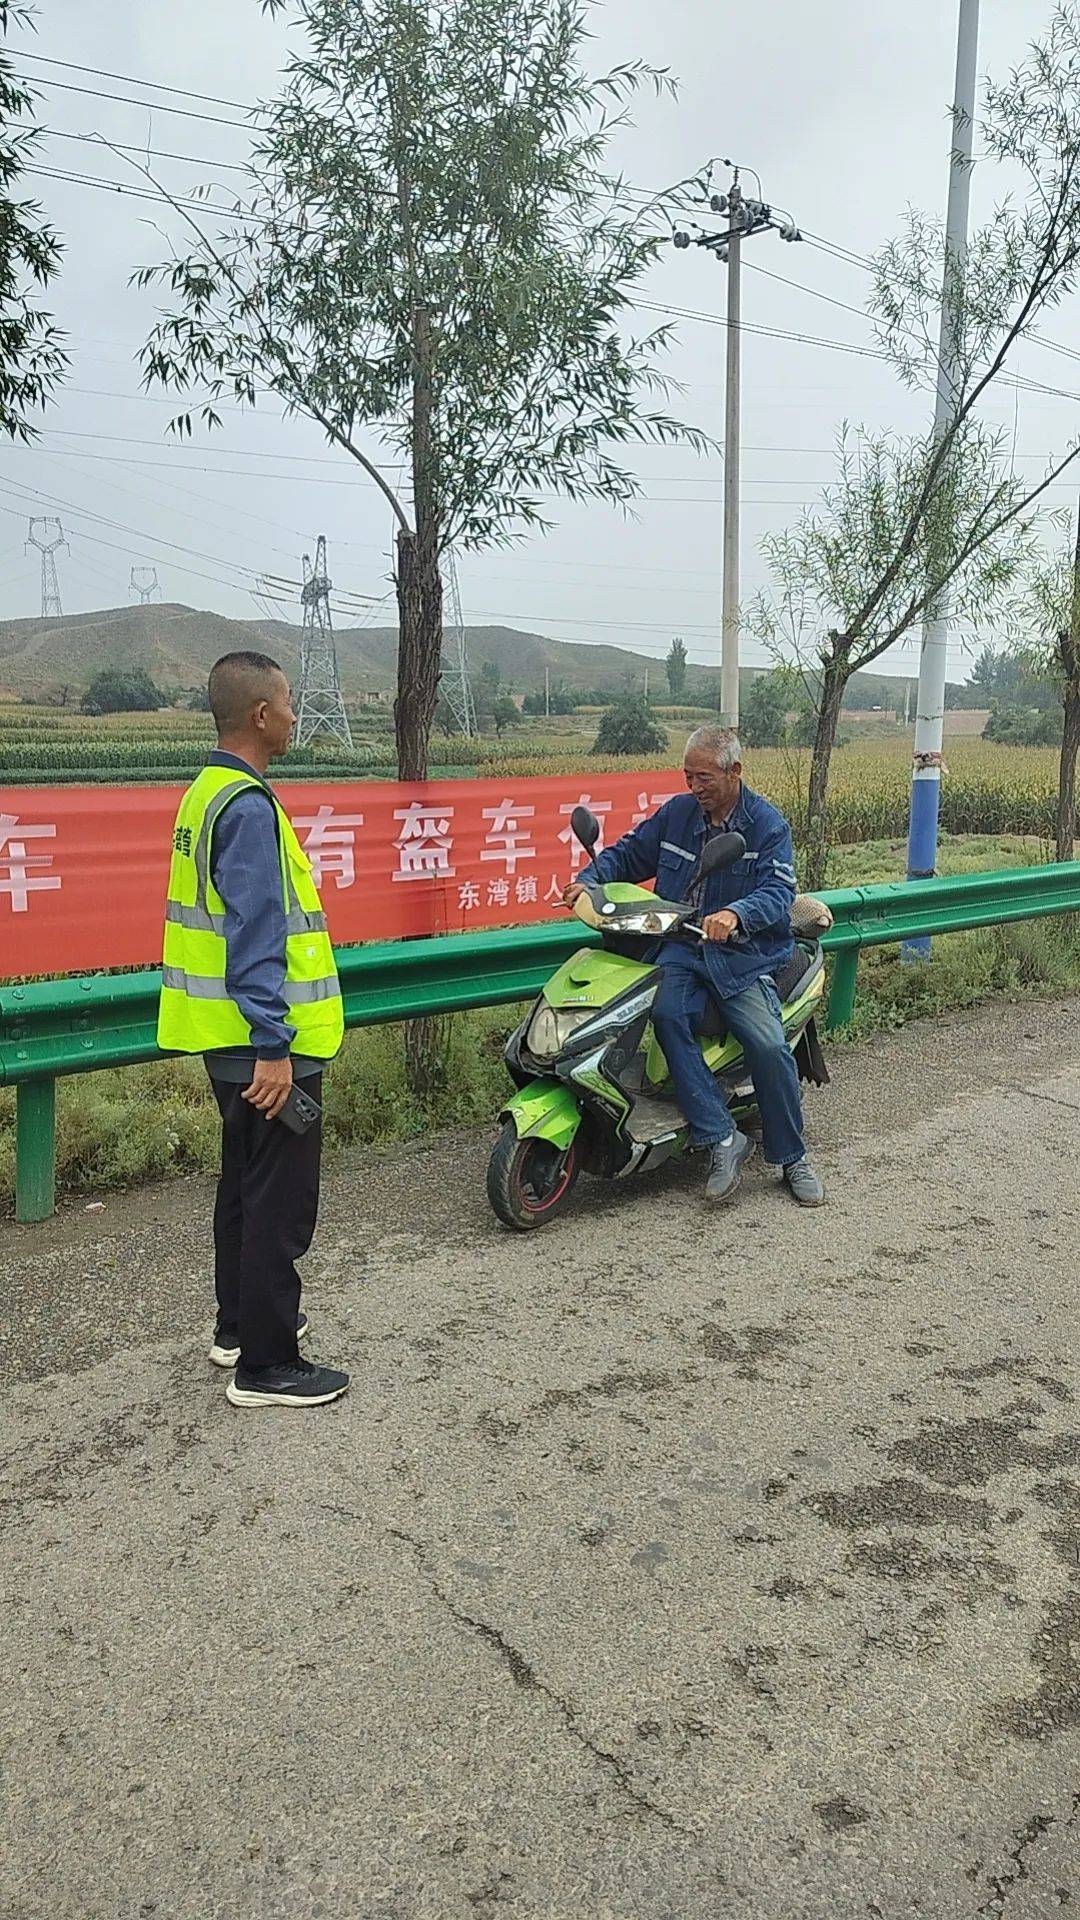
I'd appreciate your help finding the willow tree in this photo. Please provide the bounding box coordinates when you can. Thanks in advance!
[1013,502,1080,859]
[0,3,67,439]
[135,0,706,780]
[753,423,1044,885]
[753,4,1080,888]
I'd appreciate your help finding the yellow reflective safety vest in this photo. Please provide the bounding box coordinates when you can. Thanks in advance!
[158,763,344,1060]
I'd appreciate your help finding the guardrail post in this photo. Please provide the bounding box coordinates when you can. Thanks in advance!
[826,947,859,1032]
[15,1078,56,1224]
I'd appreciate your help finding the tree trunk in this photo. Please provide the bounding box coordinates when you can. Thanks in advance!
[394,526,443,782]
[394,526,423,779]
[804,657,846,892]
[1056,496,1080,863]
[398,527,448,1098]
[397,300,448,1101]
[394,302,443,784]
[1056,675,1080,862]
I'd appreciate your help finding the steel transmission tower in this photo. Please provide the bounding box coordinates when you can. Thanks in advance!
[130,566,160,604]
[26,517,67,617]
[440,553,476,737]
[296,536,353,749]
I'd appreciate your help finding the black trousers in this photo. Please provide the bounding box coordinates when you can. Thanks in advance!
[209,1073,322,1369]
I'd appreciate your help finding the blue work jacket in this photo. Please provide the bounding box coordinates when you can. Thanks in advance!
[581,784,797,999]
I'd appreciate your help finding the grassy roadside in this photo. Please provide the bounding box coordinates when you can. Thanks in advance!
[2,834,1078,1211]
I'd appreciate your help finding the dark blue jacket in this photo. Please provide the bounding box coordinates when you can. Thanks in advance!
[581,784,797,999]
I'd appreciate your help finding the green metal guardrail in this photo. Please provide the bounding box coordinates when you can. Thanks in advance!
[3,859,1080,1224]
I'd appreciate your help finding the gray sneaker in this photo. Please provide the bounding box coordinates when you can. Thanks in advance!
[705,1130,756,1205]
[782,1157,825,1206]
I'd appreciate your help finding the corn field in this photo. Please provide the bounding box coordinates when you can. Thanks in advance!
[484,736,1063,846]
[0,705,1064,844]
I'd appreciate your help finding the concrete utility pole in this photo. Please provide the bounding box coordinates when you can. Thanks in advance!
[904,0,981,951]
[721,178,743,730]
[675,167,803,730]
[1056,490,1080,863]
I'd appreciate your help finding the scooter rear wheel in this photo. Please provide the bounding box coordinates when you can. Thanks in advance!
[487,1122,580,1231]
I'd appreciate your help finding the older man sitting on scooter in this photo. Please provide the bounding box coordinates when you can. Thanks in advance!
[564,724,825,1208]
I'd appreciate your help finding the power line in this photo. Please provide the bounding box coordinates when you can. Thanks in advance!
[636,295,893,362]
[0,494,264,600]
[40,128,252,175]
[12,70,254,130]
[19,46,1080,378]
[801,228,1080,372]
[24,164,273,227]
[13,50,254,113]
[0,473,285,583]
[23,442,312,558]
[800,230,875,272]
[743,256,874,325]
[28,443,1078,527]
[642,289,1080,406]
[26,149,1080,383]
[38,425,1067,465]
[0,473,375,608]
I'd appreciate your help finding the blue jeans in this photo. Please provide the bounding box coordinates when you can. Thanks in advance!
[651,945,807,1166]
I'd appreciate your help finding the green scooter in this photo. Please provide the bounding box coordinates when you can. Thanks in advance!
[487,806,831,1230]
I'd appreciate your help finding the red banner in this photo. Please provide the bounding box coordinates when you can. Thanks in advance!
[0,771,685,978]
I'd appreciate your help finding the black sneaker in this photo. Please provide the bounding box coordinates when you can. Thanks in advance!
[209,1311,310,1369]
[226,1356,350,1408]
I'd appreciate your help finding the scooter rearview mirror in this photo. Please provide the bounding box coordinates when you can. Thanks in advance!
[571,805,601,853]
[696,830,746,879]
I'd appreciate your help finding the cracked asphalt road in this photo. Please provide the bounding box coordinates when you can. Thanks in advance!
[2,997,1079,1919]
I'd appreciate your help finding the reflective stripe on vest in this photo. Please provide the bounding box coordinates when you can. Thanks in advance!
[164,900,327,936]
[162,965,340,1004]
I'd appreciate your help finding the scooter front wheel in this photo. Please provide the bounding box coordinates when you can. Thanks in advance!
[487,1122,580,1231]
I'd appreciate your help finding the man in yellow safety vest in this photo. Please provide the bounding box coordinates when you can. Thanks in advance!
[159,650,349,1409]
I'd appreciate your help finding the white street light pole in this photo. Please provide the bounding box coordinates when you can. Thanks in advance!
[904,0,981,945]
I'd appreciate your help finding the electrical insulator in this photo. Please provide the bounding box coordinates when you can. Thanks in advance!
[710,193,729,215]
[673,230,691,250]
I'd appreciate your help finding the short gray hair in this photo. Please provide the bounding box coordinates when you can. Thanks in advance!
[684,724,742,770]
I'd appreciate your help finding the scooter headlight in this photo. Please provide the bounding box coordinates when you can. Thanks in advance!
[526,1003,596,1061]
[607,907,682,936]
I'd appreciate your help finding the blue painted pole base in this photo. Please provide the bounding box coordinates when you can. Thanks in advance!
[902,771,941,963]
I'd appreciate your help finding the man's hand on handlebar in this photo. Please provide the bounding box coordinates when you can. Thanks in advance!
[561,881,587,908]
[701,909,741,943]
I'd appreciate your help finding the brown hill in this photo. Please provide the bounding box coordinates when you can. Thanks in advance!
[0,602,692,700]
[0,602,945,709]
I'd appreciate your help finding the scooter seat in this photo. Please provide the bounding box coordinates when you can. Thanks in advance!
[695,940,823,1039]
[774,940,824,1004]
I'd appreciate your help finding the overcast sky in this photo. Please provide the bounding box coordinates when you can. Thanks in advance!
[3,0,1077,683]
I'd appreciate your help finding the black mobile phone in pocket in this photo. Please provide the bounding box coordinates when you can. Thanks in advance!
[277,1083,322,1135]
